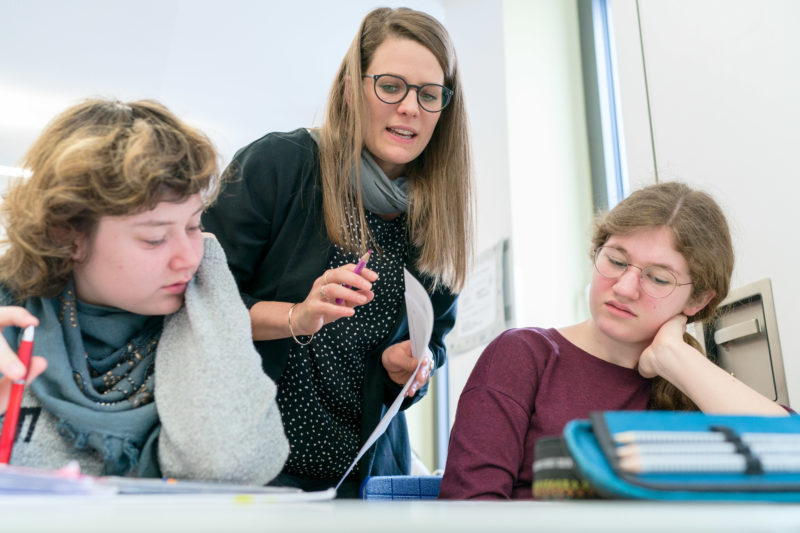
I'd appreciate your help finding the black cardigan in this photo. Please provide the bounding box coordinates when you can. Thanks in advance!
[202,129,458,485]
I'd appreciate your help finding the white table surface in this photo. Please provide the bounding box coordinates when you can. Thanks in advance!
[3,496,800,533]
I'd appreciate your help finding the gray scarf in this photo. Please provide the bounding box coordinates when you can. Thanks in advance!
[307,128,409,214]
[3,281,162,476]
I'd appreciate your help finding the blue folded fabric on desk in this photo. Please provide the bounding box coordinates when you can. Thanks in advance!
[563,411,800,501]
[359,475,442,500]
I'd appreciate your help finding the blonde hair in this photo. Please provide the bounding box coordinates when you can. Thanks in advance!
[318,7,473,292]
[0,98,219,300]
[591,182,734,410]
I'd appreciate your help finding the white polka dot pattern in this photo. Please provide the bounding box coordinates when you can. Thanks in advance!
[277,212,407,479]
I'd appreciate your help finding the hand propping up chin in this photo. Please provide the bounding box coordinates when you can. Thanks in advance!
[637,314,689,379]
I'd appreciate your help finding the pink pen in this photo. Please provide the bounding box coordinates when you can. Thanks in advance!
[0,325,35,464]
[336,249,372,305]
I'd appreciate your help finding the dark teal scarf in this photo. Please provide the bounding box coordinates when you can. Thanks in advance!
[4,279,162,475]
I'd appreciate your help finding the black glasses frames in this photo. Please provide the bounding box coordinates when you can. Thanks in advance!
[363,74,453,113]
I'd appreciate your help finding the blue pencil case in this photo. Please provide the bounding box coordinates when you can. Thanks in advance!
[563,411,800,501]
[359,475,442,500]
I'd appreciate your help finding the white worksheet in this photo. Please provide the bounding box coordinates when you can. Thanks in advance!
[336,268,433,489]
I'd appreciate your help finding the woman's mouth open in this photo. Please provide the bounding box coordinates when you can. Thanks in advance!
[387,127,416,140]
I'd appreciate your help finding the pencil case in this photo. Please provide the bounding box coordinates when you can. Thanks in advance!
[359,475,442,500]
[563,411,800,501]
[532,436,600,499]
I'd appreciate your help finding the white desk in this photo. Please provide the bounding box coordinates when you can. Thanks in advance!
[3,497,800,532]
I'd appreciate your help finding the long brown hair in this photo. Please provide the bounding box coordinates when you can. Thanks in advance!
[318,7,473,292]
[591,182,734,410]
[0,98,219,300]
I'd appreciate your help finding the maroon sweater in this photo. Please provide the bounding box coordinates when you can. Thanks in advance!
[439,328,650,500]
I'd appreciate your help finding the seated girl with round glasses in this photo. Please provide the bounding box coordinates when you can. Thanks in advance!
[439,182,788,500]
[202,7,473,497]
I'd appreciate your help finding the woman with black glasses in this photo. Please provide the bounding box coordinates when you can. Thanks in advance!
[202,7,473,497]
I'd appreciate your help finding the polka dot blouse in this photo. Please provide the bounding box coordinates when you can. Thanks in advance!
[277,211,407,479]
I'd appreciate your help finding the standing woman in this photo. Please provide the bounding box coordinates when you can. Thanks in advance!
[203,7,473,496]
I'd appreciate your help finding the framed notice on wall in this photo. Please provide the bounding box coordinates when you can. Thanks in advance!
[445,239,512,355]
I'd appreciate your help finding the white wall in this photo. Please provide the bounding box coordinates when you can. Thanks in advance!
[443,0,593,441]
[505,0,593,330]
[610,0,800,405]
[439,0,508,434]
[0,0,446,167]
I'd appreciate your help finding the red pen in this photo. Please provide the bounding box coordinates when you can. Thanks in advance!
[0,324,35,464]
[336,249,373,305]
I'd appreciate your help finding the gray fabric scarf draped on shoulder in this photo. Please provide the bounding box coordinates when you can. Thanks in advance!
[306,128,409,215]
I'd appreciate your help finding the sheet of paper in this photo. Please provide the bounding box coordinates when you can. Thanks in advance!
[109,479,336,501]
[0,463,336,500]
[101,476,302,495]
[336,268,434,489]
[0,463,114,495]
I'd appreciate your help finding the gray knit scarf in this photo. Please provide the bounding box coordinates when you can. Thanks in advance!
[307,128,409,214]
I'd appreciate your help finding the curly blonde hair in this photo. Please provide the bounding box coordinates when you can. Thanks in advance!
[0,98,219,300]
[591,182,734,410]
